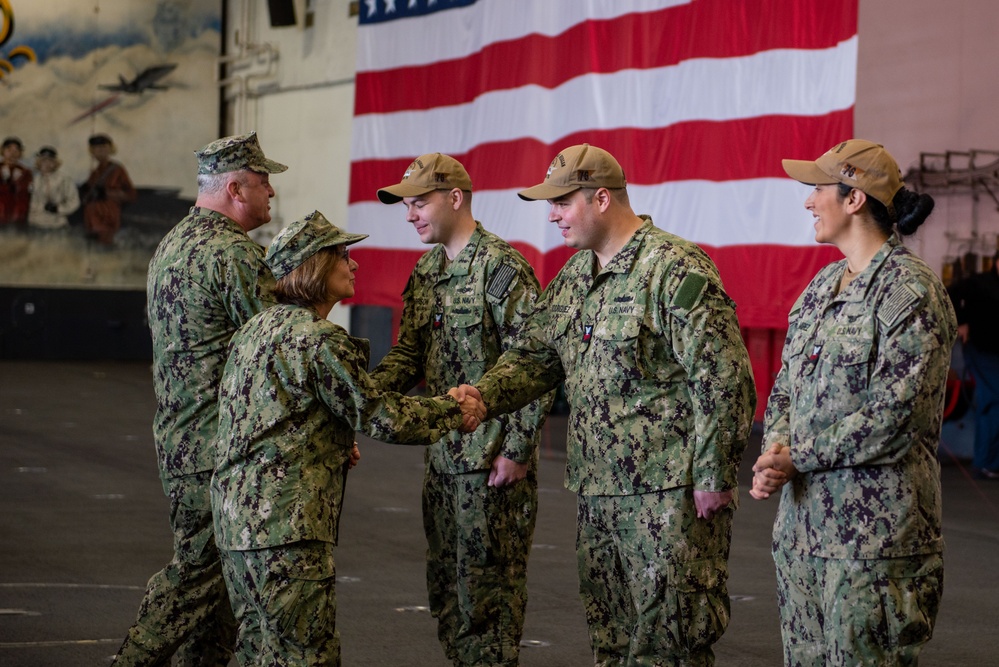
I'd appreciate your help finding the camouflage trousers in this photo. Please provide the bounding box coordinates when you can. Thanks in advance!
[220,540,339,666]
[773,547,944,666]
[423,464,538,666]
[112,472,236,667]
[576,488,733,667]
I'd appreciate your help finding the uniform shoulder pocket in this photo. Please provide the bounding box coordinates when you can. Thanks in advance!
[877,282,925,335]
[485,262,520,302]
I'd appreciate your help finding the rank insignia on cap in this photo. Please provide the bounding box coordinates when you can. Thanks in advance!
[433,313,443,329]
[582,324,593,342]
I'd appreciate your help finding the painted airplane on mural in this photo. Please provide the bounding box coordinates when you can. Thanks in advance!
[99,63,177,93]
[70,63,178,125]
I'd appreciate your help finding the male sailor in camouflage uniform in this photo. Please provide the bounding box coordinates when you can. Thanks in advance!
[370,154,551,666]
[751,140,958,665]
[113,132,286,666]
[457,144,756,666]
[212,211,481,665]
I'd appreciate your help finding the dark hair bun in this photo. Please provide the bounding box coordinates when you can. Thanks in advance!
[895,189,935,236]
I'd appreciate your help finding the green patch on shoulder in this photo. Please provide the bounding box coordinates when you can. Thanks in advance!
[673,273,707,311]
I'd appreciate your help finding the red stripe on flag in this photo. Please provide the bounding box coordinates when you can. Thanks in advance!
[349,111,852,203]
[349,248,425,308]
[703,243,844,329]
[351,243,842,331]
[349,244,572,309]
[355,0,857,115]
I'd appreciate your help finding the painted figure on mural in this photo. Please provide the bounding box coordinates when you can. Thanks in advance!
[28,146,80,232]
[80,133,137,246]
[0,136,33,227]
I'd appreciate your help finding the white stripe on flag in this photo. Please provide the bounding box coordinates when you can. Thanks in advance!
[357,0,692,71]
[349,178,818,252]
[351,40,857,161]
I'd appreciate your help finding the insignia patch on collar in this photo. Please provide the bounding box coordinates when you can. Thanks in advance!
[877,283,921,332]
[486,263,517,299]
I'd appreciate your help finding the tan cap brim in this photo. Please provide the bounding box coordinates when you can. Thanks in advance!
[517,182,580,202]
[781,159,838,186]
[377,183,437,204]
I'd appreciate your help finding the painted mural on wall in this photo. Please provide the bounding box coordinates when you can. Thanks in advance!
[0,0,221,288]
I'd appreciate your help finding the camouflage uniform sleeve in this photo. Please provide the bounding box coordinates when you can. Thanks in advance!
[369,273,426,393]
[664,256,756,491]
[793,279,957,472]
[217,241,277,326]
[762,293,807,453]
[477,289,565,417]
[314,331,462,444]
[485,258,554,463]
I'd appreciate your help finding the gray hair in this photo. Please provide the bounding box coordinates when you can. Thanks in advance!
[196,171,237,195]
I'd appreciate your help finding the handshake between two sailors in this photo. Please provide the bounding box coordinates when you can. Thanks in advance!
[446,384,524,489]
[446,384,486,433]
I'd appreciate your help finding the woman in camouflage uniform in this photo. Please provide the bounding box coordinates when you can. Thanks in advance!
[751,140,957,666]
[211,211,481,666]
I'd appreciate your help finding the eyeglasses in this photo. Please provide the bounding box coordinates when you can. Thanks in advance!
[338,247,350,261]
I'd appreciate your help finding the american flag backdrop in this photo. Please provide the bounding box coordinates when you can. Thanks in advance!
[347,0,856,333]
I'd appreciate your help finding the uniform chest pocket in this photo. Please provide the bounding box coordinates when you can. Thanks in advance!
[445,307,487,361]
[546,313,573,341]
[816,336,874,412]
[587,315,644,380]
[408,298,433,334]
[544,314,577,376]
[784,321,818,381]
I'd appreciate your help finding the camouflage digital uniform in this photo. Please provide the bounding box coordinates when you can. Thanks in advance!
[763,236,958,666]
[475,217,757,666]
[369,222,550,666]
[212,303,463,666]
[113,206,277,666]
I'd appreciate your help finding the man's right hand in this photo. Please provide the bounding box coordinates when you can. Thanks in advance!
[447,386,486,432]
[452,384,483,404]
